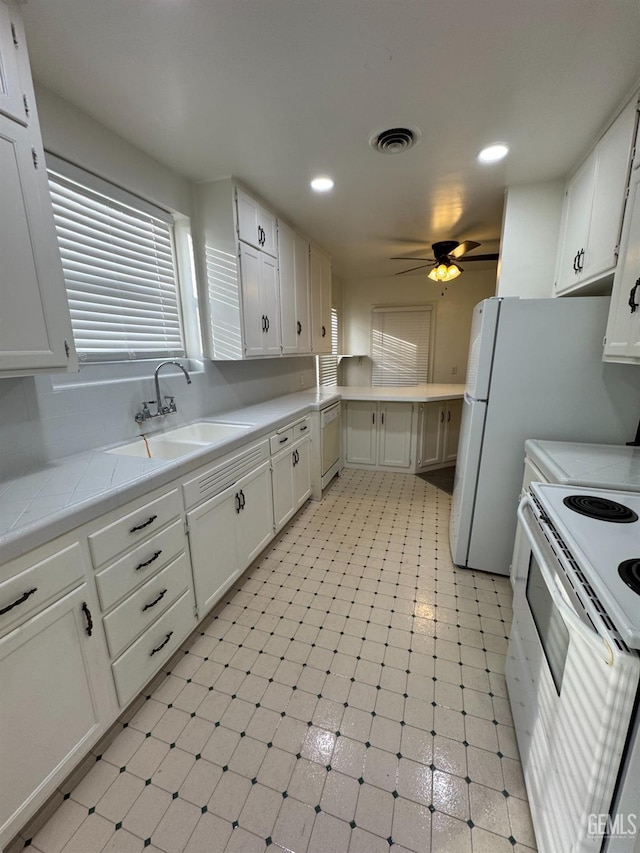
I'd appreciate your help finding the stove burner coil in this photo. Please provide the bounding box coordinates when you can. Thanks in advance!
[562,495,638,523]
[619,559,640,594]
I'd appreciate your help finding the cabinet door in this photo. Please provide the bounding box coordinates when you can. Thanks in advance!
[310,245,332,354]
[236,188,261,250]
[377,403,413,468]
[442,399,463,463]
[0,586,108,840]
[236,460,274,567]
[345,402,377,465]
[0,2,26,124]
[554,157,595,294]
[259,206,278,258]
[417,402,443,469]
[239,242,264,356]
[604,166,640,362]
[0,113,75,374]
[261,252,281,355]
[272,447,295,533]
[187,485,240,615]
[278,220,297,354]
[293,437,312,510]
[294,232,311,353]
[583,102,637,283]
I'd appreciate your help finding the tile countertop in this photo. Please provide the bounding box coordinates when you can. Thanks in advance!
[526,439,640,491]
[0,385,463,563]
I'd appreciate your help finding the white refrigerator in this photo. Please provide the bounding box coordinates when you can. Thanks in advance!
[449,296,640,576]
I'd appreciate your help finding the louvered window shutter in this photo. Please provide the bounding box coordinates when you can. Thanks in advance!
[47,159,184,362]
[316,307,339,386]
[371,307,431,386]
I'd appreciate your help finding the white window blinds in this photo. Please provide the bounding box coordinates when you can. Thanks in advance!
[47,161,184,362]
[316,307,339,386]
[371,306,432,386]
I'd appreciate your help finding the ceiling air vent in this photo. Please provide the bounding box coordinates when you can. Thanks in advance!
[369,127,421,154]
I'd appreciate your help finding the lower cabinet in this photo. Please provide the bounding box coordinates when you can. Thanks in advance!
[187,460,274,616]
[0,582,113,843]
[272,436,312,533]
[416,399,462,471]
[344,401,414,470]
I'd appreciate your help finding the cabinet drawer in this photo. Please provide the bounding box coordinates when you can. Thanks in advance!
[293,418,311,440]
[103,551,191,660]
[270,428,294,454]
[112,589,195,707]
[95,518,185,612]
[89,489,182,568]
[0,543,84,636]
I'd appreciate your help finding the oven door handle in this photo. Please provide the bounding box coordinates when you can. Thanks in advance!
[517,498,614,666]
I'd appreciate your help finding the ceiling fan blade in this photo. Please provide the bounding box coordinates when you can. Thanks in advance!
[457,253,499,262]
[449,240,481,259]
[390,256,435,262]
[394,264,431,275]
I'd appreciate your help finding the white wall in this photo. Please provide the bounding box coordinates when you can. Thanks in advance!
[497,180,564,298]
[340,268,497,385]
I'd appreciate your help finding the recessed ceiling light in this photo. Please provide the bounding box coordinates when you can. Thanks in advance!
[310,176,334,192]
[478,143,509,163]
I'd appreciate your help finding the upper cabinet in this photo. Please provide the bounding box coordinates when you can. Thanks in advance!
[193,177,329,360]
[0,1,77,377]
[310,244,332,354]
[554,100,638,296]
[603,159,640,363]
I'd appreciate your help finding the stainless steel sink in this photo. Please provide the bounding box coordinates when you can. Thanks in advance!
[106,421,253,459]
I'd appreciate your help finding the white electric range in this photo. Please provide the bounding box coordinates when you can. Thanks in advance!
[507,482,640,853]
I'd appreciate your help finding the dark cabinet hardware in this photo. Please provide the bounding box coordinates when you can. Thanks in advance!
[578,248,585,271]
[299,425,308,432]
[265,315,270,333]
[440,410,445,423]
[629,279,640,314]
[447,410,451,422]
[293,449,300,466]
[81,601,93,636]
[573,252,579,274]
[129,514,158,534]
[150,631,173,656]
[372,412,375,424]
[297,321,302,335]
[142,589,168,612]
[279,435,289,444]
[381,411,385,425]
[235,493,241,513]
[261,315,266,332]
[321,325,326,337]
[0,587,37,617]
[239,489,246,510]
[135,550,163,571]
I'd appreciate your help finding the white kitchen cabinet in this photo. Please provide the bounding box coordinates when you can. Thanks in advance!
[603,161,640,362]
[187,460,274,616]
[272,435,312,533]
[0,2,77,377]
[554,99,638,296]
[344,401,414,470]
[279,220,311,354]
[310,244,332,354]
[236,186,277,257]
[416,399,462,471]
[239,242,281,356]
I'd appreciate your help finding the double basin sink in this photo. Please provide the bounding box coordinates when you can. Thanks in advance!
[107,421,254,460]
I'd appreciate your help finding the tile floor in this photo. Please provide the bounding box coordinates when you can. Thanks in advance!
[14,469,537,853]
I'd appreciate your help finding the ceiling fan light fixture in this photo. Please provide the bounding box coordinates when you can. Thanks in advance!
[428,261,461,282]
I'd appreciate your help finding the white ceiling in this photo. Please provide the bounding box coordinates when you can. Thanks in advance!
[19,0,640,280]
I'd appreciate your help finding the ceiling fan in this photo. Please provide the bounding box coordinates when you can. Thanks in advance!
[391,240,499,282]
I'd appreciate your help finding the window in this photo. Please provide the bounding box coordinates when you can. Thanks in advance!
[47,157,185,362]
[371,306,433,386]
[316,307,339,386]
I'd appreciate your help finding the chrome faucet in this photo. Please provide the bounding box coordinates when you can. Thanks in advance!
[135,361,192,424]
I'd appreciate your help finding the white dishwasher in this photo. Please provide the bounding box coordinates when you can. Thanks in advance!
[320,402,341,488]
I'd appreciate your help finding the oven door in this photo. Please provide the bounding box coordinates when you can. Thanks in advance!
[507,496,640,853]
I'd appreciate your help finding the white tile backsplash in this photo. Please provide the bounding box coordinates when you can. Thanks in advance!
[0,357,316,480]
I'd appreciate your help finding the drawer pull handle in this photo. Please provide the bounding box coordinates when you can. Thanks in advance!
[299,425,308,432]
[150,631,173,656]
[81,601,93,637]
[142,589,168,612]
[279,436,289,444]
[135,550,163,571]
[130,515,158,533]
[0,587,37,616]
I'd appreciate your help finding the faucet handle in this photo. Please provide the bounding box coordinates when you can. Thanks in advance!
[135,401,156,424]
[164,396,177,413]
